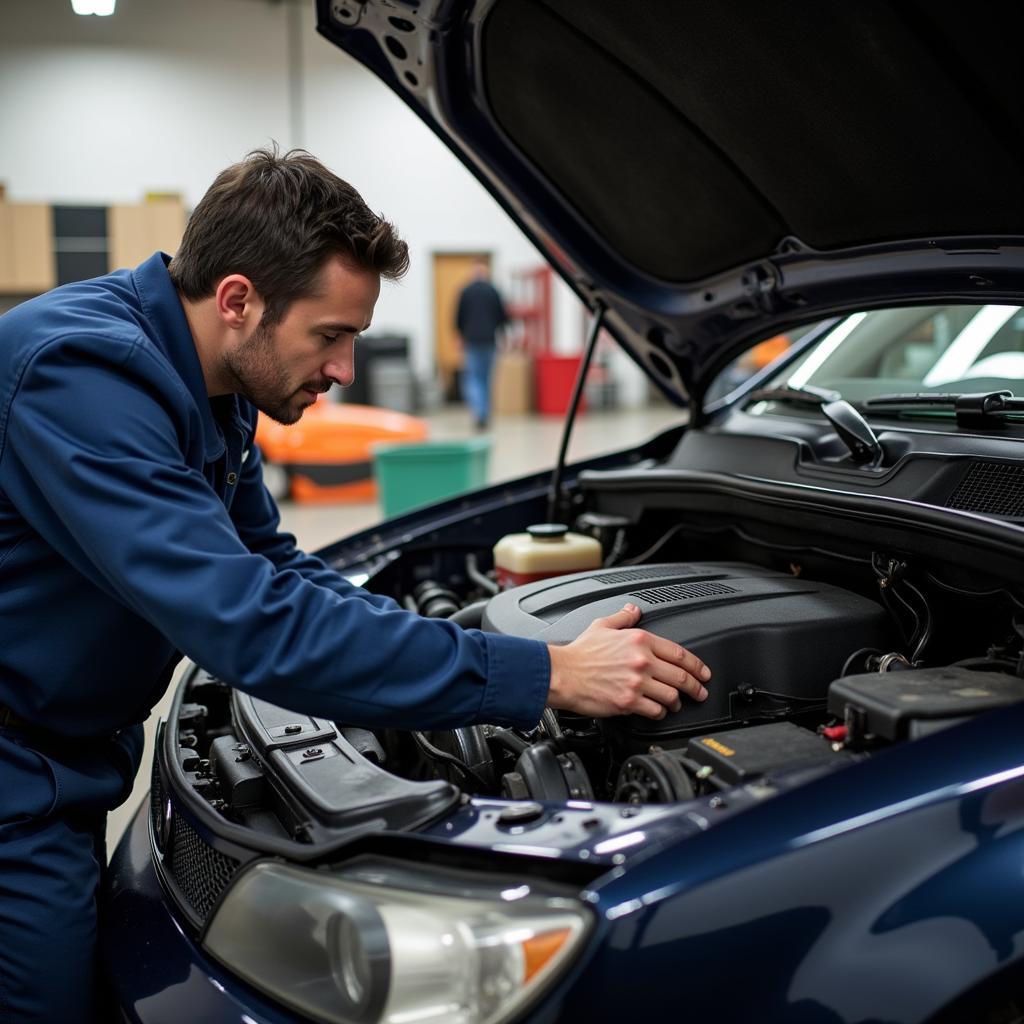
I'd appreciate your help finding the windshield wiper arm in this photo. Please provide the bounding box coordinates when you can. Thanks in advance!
[863,390,1024,428]
[745,384,883,465]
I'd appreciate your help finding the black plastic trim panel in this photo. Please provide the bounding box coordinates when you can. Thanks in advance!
[578,467,1024,581]
[674,417,1024,512]
[232,692,460,832]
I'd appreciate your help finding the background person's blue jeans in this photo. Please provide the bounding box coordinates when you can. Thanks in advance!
[462,344,495,426]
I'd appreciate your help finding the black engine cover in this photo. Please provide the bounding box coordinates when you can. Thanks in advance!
[483,562,891,740]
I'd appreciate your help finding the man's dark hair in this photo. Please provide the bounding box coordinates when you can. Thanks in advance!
[169,147,409,324]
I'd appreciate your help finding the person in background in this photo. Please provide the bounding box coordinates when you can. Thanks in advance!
[455,257,508,430]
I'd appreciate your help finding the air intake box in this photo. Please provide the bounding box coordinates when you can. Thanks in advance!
[483,562,891,740]
[828,666,1024,742]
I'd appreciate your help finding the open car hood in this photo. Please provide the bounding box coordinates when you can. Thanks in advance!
[317,0,1024,408]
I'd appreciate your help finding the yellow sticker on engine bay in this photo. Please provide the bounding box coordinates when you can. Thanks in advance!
[701,738,735,757]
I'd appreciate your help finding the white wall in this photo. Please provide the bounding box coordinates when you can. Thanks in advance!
[0,0,600,380]
[0,0,293,202]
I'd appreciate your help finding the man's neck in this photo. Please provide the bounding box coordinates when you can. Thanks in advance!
[178,293,231,396]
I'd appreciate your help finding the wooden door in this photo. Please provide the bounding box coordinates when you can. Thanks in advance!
[433,251,491,396]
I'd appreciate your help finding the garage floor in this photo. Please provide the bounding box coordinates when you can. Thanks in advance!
[106,404,684,847]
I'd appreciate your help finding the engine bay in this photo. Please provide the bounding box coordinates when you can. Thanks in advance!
[164,502,1024,843]
[395,552,1024,807]
[152,400,1024,854]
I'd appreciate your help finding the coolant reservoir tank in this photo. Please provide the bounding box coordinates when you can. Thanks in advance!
[493,523,602,589]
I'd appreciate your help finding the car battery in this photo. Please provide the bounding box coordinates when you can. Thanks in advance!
[686,721,846,786]
[828,666,1024,743]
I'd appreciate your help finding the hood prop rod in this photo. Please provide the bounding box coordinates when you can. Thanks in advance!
[547,302,606,523]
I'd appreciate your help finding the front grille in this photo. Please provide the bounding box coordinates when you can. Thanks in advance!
[151,756,242,923]
[947,461,1024,517]
[169,813,240,920]
[597,566,696,585]
[630,581,737,604]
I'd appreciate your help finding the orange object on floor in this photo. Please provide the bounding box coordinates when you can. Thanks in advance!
[255,399,429,504]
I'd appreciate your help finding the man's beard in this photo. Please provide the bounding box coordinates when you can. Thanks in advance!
[223,319,320,425]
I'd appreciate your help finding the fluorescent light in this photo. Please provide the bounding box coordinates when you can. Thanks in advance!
[71,0,117,14]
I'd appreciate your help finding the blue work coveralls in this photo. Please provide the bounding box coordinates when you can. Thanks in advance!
[0,253,549,1022]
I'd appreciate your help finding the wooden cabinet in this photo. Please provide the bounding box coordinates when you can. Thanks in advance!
[0,203,55,293]
[108,200,186,270]
[0,199,186,297]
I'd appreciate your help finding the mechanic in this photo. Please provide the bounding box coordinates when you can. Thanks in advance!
[0,148,711,1022]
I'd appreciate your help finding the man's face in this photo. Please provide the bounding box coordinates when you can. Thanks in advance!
[225,256,380,425]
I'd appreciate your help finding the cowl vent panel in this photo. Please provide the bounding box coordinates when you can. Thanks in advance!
[947,461,1024,518]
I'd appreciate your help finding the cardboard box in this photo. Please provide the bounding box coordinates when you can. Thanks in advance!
[492,349,533,414]
[0,203,55,293]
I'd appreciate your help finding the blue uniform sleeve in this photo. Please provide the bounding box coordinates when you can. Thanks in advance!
[229,426,401,612]
[3,338,550,730]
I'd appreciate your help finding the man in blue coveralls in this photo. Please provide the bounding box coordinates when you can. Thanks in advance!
[0,149,711,1021]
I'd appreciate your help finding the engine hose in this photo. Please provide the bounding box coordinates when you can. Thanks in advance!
[602,528,629,568]
[413,580,460,619]
[541,707,565,744]
[488,727,531,757]
[448,599,489,629]
[890,587,922,649]
[903,579,933,663]
[411,731,490,790]
[841,647,882,677]
[465,553,499,596]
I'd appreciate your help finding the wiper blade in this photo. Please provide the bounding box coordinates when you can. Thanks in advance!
[863,390,1024,428]
[745,384,882,465]
[746,383,842,406]
[864,389,1024,408]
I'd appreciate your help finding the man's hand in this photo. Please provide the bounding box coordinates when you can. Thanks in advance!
[546,603,710,720]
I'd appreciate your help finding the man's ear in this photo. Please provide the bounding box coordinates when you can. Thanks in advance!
[214,274,263,330]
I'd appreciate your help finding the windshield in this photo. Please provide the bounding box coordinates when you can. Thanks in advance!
[765,304,1024,405]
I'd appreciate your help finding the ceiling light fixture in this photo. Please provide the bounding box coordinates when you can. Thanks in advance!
[71,0,117,15]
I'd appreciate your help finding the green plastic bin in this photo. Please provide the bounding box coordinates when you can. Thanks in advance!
[372,437,492,516]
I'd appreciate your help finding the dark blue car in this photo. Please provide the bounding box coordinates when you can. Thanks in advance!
[104,2,1024,1021]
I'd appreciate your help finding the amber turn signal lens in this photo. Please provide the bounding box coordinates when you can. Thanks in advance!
[523,927,572,982]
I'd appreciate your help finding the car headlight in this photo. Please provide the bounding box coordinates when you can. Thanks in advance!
[203,857,593,1024]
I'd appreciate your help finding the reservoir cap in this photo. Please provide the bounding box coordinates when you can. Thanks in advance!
[527,523,569,541]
